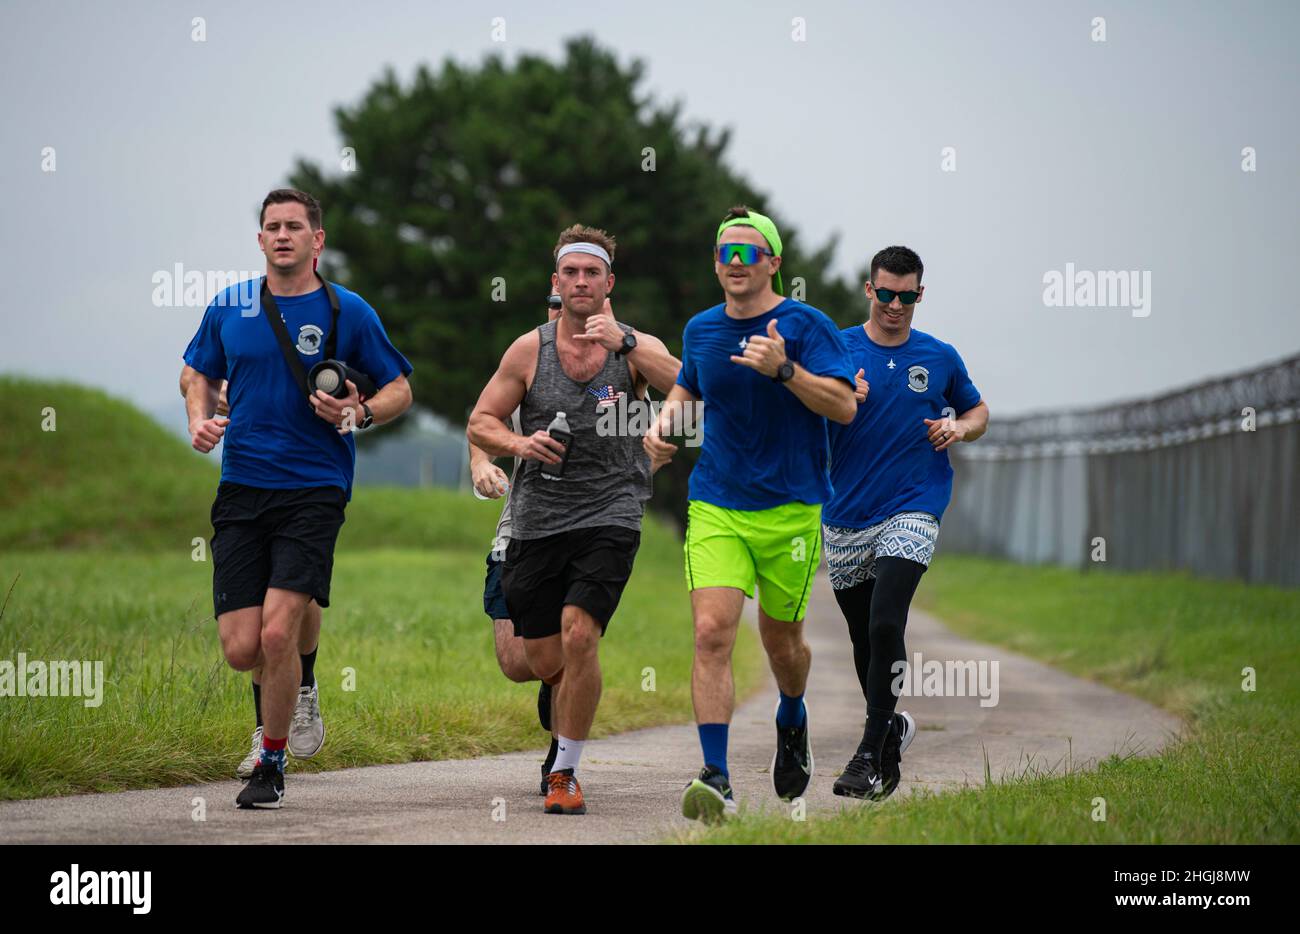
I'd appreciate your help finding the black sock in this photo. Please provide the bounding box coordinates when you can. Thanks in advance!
[300,647,317,688]
[542,737,559,774]
[537,680,553,733]
[252,681,263,728]
[861,556,926,758]
[863,706,894,759]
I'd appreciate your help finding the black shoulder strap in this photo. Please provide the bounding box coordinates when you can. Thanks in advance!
[320,278,341,359]
[260,275,342,400]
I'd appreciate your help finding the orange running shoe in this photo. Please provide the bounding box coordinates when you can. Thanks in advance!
[544,769,586,815]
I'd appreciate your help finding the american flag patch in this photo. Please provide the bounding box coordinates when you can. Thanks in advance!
[587,384,624,407]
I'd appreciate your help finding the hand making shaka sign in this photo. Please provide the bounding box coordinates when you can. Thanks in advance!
[729,318,787,378]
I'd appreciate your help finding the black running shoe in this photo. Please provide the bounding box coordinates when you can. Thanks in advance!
[832,750,885,800]
[771,702,814,801]
[681,765,737,823]
[235,760,285,809]
[539,737,558,796]
[537,681,553,733]
[879,711,916,798]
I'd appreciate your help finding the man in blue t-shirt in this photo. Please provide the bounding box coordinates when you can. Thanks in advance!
[177,363,325,780]
[823,245,989,801]
[183,188,413,809]
[644,206,857,822]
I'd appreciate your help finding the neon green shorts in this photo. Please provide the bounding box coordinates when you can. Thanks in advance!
[684,499,823,622]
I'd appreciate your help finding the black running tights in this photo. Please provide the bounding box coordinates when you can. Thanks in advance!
[832,556,927,713]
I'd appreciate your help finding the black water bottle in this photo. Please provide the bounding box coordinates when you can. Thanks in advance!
[540,411,573,480]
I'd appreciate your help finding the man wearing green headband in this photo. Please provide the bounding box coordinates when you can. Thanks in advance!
[645,205,857,822]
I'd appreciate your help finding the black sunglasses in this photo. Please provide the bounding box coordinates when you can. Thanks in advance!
[871,284,921,305]
[546,294,563,309]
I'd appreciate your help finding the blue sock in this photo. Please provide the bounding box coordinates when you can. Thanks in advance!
[776,691,806,728]
[698,723,729,777]
[258,737,287,774]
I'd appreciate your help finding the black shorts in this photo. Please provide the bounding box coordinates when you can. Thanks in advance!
[500,526,641,640]
[483,550,514,631]
[210,482,347,617]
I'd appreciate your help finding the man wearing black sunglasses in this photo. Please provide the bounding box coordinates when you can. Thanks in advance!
[822,245,989,801]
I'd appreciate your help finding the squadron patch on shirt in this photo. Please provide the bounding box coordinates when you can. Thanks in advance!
[907,365,930,393]
[296,324,324,355]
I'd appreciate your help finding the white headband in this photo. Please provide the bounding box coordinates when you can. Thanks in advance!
[556,242,612,268]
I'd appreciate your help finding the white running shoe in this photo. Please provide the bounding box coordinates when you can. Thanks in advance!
[236,726,263,779]
[288,684,325,758]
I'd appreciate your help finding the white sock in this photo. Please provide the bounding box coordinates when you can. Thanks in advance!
[552,735,585,774]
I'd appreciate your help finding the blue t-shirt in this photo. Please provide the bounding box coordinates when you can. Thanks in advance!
[676,298,856,510]
[183,279,412,499]
[825,325,981,528]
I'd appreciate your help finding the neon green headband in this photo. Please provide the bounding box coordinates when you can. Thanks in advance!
[716,210,784,296]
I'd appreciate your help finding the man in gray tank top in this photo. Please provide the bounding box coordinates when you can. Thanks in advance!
[468,224,681,815]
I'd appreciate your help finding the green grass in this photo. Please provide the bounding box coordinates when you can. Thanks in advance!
[0,376,762,800]
[682,557,1300,844]
[0,545,753,801]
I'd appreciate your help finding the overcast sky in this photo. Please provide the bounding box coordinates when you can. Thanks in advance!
[2,0,1297,425]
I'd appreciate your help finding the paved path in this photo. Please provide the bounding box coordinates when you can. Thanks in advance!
[0,574,1181,843]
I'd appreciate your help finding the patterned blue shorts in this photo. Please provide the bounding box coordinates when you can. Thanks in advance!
[823,512,941,591]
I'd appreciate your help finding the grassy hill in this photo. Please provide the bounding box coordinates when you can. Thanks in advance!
[0,376,224,550]
[0,374,657,555]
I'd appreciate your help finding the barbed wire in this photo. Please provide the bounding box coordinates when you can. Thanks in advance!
[969,352,1300,451]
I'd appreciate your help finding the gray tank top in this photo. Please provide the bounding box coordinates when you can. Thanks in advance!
[510,319,652,539]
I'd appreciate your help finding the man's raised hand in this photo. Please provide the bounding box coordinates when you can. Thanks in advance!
[854,368,870,403]
[574,298,624,351]
[729,318,786,378]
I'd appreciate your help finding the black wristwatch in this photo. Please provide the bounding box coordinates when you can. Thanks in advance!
[773,361,796,383]
[615,330,638,356]
[358,402,374,430]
